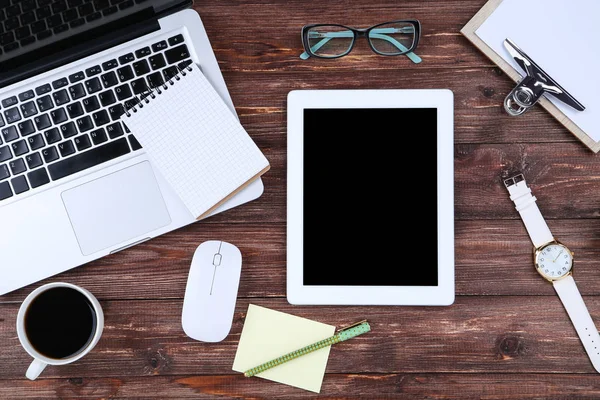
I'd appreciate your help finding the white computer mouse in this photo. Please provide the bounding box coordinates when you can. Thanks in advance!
[182,240,242,342]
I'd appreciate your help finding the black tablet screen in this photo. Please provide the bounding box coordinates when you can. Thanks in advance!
[303,108,439,286]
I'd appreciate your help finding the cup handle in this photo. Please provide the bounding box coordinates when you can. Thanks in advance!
[26,358,47,380]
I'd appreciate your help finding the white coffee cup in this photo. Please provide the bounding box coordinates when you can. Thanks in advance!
[16,282,104,380]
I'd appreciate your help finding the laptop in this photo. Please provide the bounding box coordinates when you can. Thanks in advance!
[0,0,264,295]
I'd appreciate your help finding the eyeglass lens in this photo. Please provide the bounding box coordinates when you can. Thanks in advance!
[306,25,355,58]
[368,21,416,55]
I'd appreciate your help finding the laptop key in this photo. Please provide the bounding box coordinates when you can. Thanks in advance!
[102,5,117,16]
[42,146,58,163]
[34,113,52,130]
[37,30,53,41]
[102,59,118,70]
[52,77,69,89]
[130,78,147,94]
[1,96,18,108]
[74,134,91,151]
[128,134,141,151]
[18,90,35,102]
[18,119,35,136]
[118,52,134,64]
[118,0,133,10]
[76,115,93,132]
[58,140,76,157]
[101,71,118,88]
[69,71,86,83]
[168,34,184,46]
[108,104,124,120]
[12,140,29,156]
[0,115,4,128]
[133,59,150,76]
[165,44,190,64]
[44,127,61,144]
[135,46,151,58]
[28,134,45,150]
[151,40,167,52]
[98,90,116,106]
[146,72,164,88]
[85,65,102,77]
[86,11,101,22]
[53,89,70,106]
[26,152,43,169]
[162,66,179,81]
[4,107,21,124]
[0,146,12,162]
[115,84,132,100]
[92,109,110,126]
[60,121,78,138]
[149,53,166,70]
[116,65,134,82]
[85,77,102,94]
[0,164,9,180]
[66,101,84,118]
[12,175,30,194]
[49,137,131,180]
[21,36,36,47]
[50,107,68,124]
[36,95,54,112]
[35,84,52,95]
[0,181,13,200]
[28,167,50,188]
[2,126,19,143]
[9,158,26,175]
[90,128,107,145]
[70,18,85,28]
[20,101,38,118]
[106,122,123,138]
[82,96,100,112]
[69,83,86,100]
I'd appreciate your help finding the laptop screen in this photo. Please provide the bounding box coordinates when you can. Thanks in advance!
[303,107,439,286]
[0,0,183,88]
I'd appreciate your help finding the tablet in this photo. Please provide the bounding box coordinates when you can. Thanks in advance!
[286,89,454,305]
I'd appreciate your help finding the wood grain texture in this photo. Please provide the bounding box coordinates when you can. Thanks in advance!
[3,0,600,398]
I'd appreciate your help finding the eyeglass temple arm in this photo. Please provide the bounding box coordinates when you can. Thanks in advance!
[300,28,421,63]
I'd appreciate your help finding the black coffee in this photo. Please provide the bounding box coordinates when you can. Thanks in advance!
[24,287,97,359]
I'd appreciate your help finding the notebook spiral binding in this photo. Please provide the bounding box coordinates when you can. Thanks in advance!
[124,64,194,117]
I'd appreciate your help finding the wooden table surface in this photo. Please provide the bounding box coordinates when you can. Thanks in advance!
[3,0,600,398]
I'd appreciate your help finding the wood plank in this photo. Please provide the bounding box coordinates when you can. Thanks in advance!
[229,69,577,145]
[5,218,600,302]
[3,297,600,379]
[192,0,495,72]
[2,373,600,399]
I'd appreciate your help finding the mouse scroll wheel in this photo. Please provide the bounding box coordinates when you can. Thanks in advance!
[213,253,222,267]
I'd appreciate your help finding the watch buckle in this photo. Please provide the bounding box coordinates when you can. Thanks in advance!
[503,173,525,188]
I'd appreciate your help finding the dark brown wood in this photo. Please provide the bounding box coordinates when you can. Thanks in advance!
[3,0,600,398]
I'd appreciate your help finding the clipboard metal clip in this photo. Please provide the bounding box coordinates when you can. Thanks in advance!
[503,38,585,116]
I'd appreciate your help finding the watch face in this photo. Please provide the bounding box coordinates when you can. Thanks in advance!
[535,243,573,280]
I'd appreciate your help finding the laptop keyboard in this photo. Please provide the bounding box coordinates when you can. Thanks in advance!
[0,32,192,202]
[0,0,145,54]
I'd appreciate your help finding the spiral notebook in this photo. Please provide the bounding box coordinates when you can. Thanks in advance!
[120,63,270,220]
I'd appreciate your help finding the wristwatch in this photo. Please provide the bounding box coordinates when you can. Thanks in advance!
[503,172,600,373]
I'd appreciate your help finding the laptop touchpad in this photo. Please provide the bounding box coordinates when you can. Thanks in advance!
[62,161,172,256]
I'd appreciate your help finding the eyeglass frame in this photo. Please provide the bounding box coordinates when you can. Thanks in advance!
[300,19,422,60]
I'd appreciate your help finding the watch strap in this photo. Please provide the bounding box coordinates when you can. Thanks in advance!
[553,275,600,373]
[503,173,554,248]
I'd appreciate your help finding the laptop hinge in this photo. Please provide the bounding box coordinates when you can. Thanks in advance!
[0,8,160,89]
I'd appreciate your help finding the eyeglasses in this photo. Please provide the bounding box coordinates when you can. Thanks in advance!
[300,20,422,63]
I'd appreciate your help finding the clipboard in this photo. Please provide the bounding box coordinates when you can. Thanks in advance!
[461,0,600,153]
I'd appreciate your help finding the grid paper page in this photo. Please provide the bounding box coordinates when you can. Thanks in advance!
[121,63,269,219]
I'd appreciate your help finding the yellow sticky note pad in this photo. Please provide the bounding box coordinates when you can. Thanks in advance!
[232,304,335,393]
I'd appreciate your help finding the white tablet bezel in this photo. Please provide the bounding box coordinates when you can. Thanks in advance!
[286,89,454,305]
